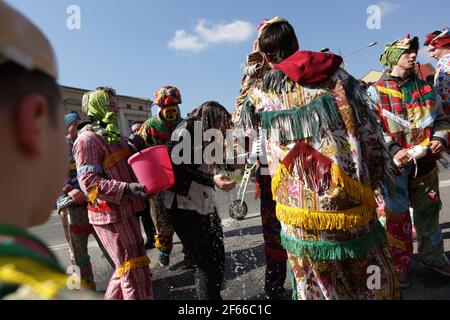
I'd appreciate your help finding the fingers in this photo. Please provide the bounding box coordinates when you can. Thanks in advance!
[220,179,236,192]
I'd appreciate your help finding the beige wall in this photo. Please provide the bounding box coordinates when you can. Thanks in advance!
[61,86,153,136]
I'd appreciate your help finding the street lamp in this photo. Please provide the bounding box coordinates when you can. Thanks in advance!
[343,42,378,58]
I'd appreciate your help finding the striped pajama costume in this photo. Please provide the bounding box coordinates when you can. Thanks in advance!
[73,130,153,300]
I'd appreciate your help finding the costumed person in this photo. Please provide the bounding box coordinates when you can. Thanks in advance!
[424,28,450,117]
[56,111,98,290]
[234,17,400,300]
[129,120,156,251]
[73,88,153,300]
[166,101,236,300]
[233,32,287,300]
[138,86,185,266]
[368,35,450,288]
[0,2,98,299]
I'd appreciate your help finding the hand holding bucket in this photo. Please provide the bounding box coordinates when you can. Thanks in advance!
[128,145,175,194]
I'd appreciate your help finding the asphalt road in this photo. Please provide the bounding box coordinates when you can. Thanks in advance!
[30,168,450,300]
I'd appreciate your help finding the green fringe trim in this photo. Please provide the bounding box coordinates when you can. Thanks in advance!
[280,221,385,261]
[261,93,340,142]
[235,98,258,132]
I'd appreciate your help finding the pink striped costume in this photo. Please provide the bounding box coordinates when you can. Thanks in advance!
[73,129,153,300]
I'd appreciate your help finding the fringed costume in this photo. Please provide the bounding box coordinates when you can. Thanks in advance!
[238,47,400,299]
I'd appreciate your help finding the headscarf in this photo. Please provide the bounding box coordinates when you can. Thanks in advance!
[64,111,81,128]
[380,35,419,68]
[424,28,450,48]
[81,90,120,143]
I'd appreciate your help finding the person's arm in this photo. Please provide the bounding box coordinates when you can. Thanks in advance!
[367,86,404,157]
[167,137,215,188]
[359,85,399,188]
[73,135,127,205]
[430,94,449,150]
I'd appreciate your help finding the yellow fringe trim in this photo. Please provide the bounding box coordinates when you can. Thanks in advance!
[0,258,68,300]
[271,162,376,207]
[276,203,376,231]
[377,86,404,100]
[116,256,150,278]
[271,162,290,200]
[386,232,406,251]
[103,148,132,169]
[330,163,377,207]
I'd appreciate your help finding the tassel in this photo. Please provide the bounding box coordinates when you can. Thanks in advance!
[261,93,340,143]
[116,256,150,278]
[330,163,377,207]
[276,203,376,231]
[280,221,385,260]
[271,163,289,200]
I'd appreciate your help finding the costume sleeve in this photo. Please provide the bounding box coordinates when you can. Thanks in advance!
[73,136,127,205]
[430,94,450,147]
[367,86,403,156]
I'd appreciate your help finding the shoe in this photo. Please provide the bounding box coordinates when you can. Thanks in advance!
[397,272,411,289]
[420,261,450,277]
[158,252,170,266]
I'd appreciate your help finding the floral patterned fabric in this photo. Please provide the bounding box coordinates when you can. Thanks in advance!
[435,53,450,116]
[245,66,399,300]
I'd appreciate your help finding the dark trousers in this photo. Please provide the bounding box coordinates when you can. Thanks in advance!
[167,205,225,300]
[258,168,287,295]
[138,202,156,245]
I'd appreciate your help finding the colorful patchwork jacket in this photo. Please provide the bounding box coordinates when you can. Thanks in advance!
[73,125,146,225]
[139,113,182,147]
[236,51,396,262]
[368,73,449,157]
[0,224,98,299]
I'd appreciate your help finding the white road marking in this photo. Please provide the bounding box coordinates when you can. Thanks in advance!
[440,180,450,188]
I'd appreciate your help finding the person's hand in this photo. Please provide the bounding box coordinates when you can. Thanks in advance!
[68,189,86,205]
[126,183,149,200]
[429,140,444,155]
[128,134,146,153]
[394,148,412,167]
[213,174,236,192]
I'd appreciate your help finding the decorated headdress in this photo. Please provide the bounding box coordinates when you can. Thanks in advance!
[424,27,450,48]
[380,34,419,68]
[153,86,182,108]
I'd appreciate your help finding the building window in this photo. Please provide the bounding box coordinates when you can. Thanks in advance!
[126,104,132,109]
[138,106,143,111]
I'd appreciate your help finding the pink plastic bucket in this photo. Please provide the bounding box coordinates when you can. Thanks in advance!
[128,145,175,194]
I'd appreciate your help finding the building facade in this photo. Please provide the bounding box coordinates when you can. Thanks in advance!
[61,85,153,136]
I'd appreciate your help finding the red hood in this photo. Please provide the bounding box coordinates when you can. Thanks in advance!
[273,51,343,85]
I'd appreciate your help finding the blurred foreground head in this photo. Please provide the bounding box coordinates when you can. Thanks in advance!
[0,2,66,228]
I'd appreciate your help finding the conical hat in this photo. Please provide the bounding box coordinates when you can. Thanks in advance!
[0,2,57,79]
